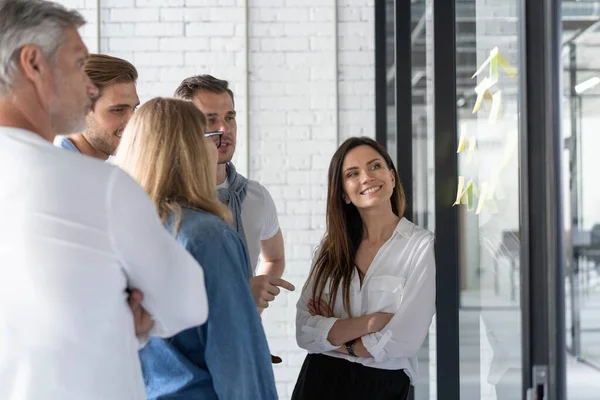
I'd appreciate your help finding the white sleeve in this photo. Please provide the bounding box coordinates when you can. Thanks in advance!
[295,247,341,353]
[362,237,436,362]
[107,168,209,338]
[259,184,280,241]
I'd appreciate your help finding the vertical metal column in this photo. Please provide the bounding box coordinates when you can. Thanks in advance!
[432,0,460,398]
[375,0,388,146]
[568,42,582,360]
[519,0,566,398]
[395,0,414,221]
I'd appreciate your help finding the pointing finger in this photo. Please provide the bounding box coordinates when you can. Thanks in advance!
[270,277,295,292]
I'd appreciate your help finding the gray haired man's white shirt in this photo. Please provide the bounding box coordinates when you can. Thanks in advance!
[0,127,209,400]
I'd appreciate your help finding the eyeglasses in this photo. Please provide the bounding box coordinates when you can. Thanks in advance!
[204,130,223,148]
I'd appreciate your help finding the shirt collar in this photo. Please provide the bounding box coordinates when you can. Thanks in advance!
[394,217,414,239]
[0,126,53,146]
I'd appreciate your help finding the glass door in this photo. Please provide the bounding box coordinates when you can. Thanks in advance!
[454,1,523,398]
[561,4,600,398]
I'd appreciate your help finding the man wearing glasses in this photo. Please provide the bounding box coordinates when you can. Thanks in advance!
[175,75,294,318]
[204,130,224,148]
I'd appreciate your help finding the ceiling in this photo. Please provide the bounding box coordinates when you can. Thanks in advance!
[384,0,600,117]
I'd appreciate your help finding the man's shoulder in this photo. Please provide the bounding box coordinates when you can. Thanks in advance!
[245,179,273,202]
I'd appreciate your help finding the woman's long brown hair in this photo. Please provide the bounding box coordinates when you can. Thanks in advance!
[309,137,407,316]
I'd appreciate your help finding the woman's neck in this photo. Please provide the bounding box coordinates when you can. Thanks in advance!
[359,206,400,244]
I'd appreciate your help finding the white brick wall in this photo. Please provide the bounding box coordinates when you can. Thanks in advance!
[56,1,374,398]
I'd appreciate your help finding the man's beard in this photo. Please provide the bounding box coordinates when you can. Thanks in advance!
[87,129,118,155]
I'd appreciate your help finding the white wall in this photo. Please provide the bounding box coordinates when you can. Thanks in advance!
[55,0,375,398]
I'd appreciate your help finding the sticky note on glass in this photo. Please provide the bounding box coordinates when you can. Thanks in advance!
[498,53,517,78]
[466,136,477,165]
[489,90,503,124]
[454,176,466,205]
[472,47,499,79]
[465,180,475,211]
[457,123,468,153]
[473,77,494,113]
[472,46,516,81]
[476,181,489,215]
[502,129,519,167]
[454,176,474,207]
[490,51,499,84]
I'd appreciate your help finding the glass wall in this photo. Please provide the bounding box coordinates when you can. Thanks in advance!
[455,1,523,399]
[384,1,437,398]
[561,4,600,397]
[378,0,600,398]
[413,1,436,397]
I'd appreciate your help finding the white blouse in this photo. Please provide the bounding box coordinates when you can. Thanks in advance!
[296,217,436,383]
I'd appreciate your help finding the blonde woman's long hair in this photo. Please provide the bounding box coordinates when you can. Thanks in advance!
[114,97,231,232]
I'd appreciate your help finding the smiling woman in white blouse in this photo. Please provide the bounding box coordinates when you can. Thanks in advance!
[293,137,436,400]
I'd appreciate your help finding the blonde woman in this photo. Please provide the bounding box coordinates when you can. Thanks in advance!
[114,97,277,400]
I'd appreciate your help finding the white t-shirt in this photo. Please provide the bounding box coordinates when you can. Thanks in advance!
[0,127,209,400]
[217,177,280,273]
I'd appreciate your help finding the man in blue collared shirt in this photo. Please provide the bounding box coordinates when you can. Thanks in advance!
[54,53,139,160]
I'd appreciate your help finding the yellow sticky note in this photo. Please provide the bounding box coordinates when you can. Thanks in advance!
[489,90,503,124]
[454,176,465,206]
[490,53,499,85]
[502,129,519,167]
[472,182,480,198]
[498,53,518,78]
[460,179,473,204]
[476,181,489,215]
[472,47,499,79]
[457,123,468,153]
[454,177,475,207]
[466,136,477,165]
[472,77,494,113]
[466,180,475,211]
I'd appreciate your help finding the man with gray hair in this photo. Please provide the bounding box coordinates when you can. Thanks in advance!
[0,1,209,399]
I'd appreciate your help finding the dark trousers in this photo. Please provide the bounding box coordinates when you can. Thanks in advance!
[292,353,411,400]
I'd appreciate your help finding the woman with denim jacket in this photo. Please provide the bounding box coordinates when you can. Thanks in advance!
[114,97,277,400]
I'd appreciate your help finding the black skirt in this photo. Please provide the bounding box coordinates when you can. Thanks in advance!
[291,353,411,400]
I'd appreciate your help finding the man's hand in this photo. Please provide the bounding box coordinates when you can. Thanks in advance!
[127,288,154,336]
[250,275,295,309]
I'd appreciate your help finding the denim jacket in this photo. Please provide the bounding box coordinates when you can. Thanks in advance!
[139,207,277,400]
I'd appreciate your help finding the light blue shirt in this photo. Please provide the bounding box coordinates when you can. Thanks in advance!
[139,206,277,400]
[53,135,80,153]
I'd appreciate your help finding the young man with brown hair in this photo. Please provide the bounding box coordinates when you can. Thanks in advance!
[54,53,140,159]
[175,75,294,316]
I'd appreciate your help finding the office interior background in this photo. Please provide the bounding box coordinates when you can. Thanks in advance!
[54,0,600,398]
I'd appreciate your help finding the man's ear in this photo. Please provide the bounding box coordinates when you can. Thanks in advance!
[19,45,47,84]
